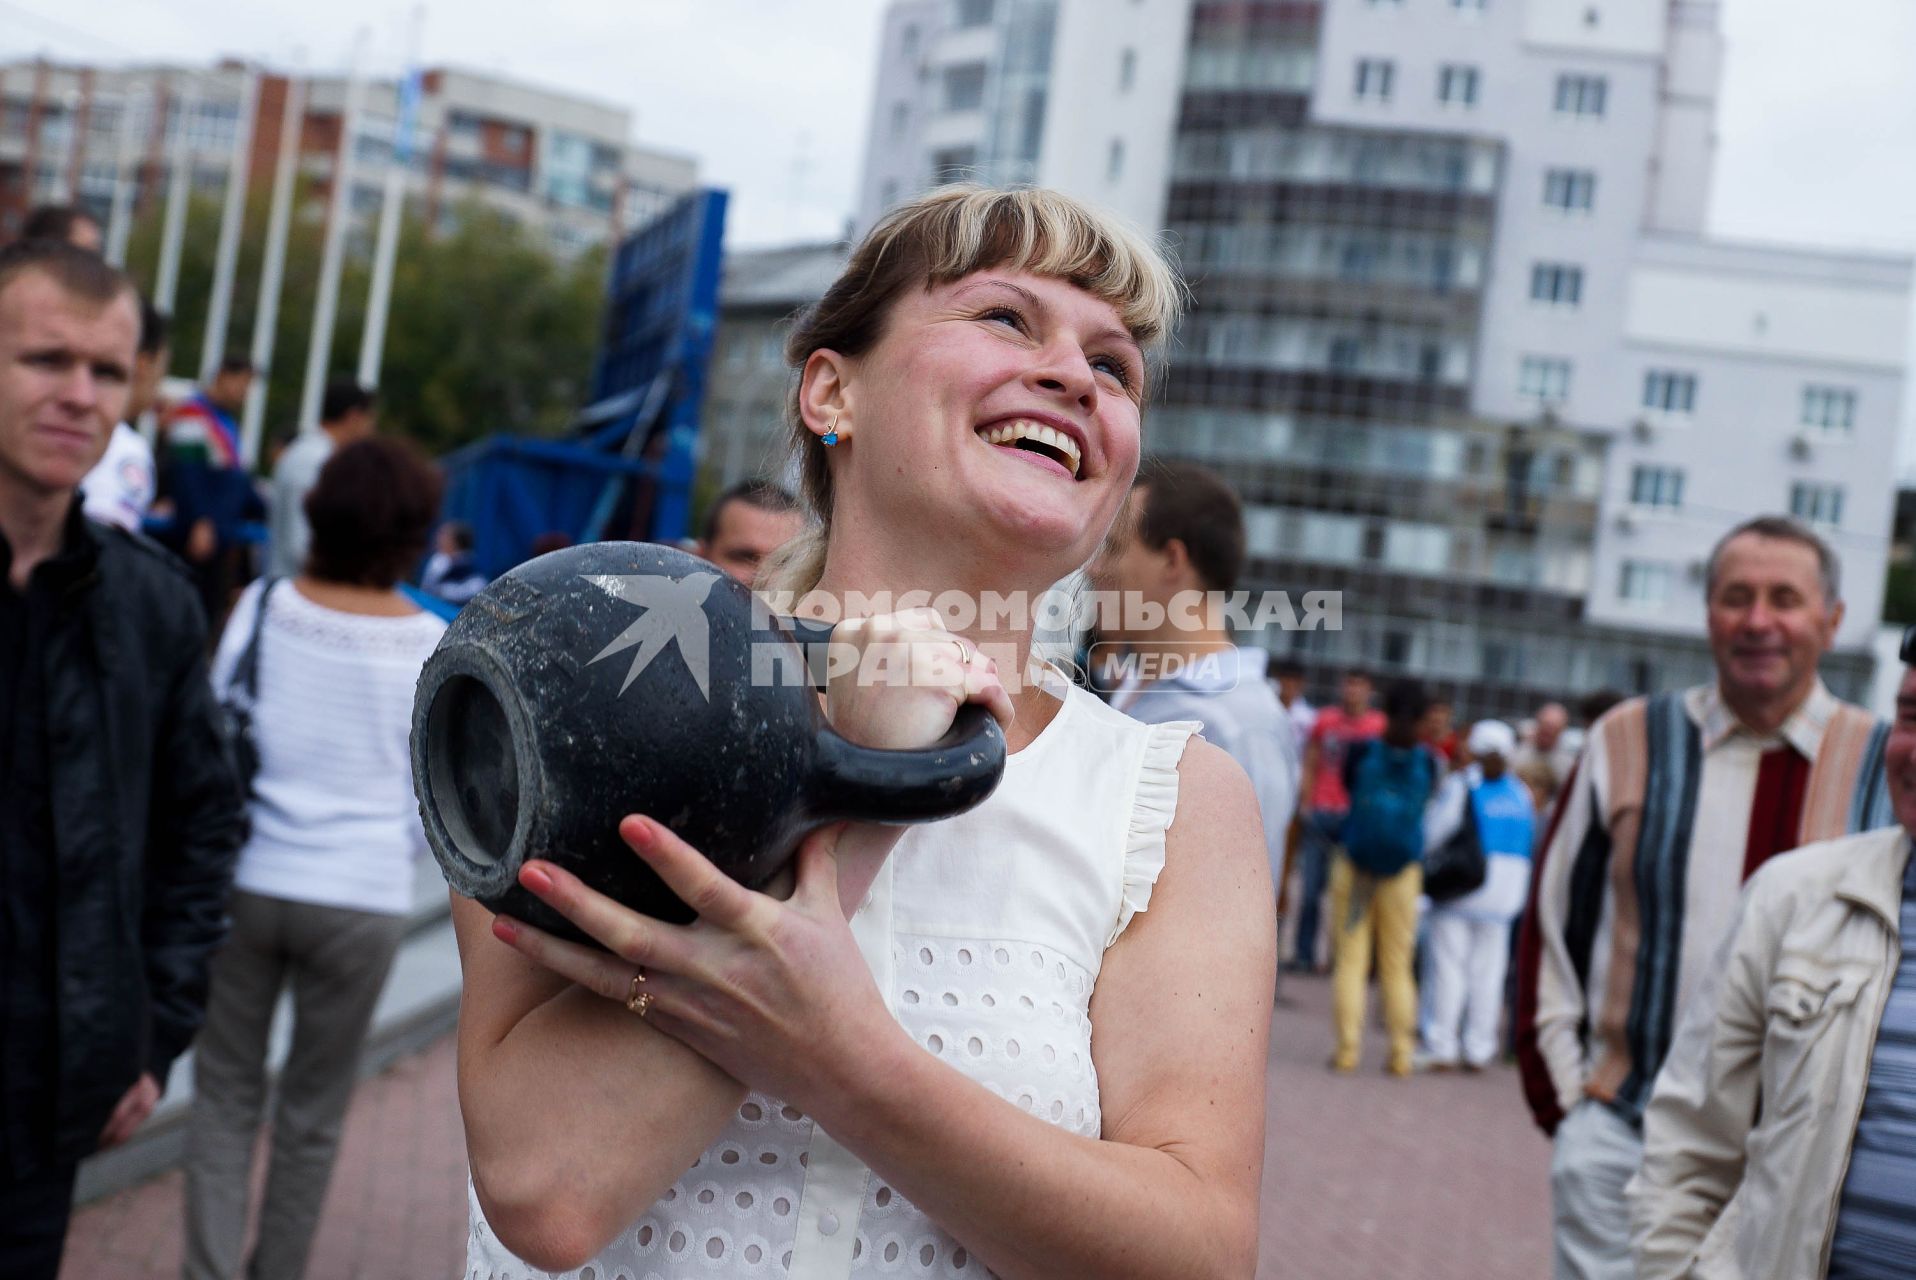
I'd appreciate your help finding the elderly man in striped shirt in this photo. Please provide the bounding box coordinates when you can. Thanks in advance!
[1514,514,1893,1280]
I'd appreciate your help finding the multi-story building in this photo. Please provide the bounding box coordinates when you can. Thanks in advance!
[856,0,1192,236]
[1300,0,1908,693]
[0,57,698,258]
[859,0,1911,715]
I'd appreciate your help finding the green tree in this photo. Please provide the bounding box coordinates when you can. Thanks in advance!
[119,188,604,463]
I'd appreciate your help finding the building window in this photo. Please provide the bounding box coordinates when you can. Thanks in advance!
[1437,64,1480,107]
[902,24,920,57]
[1619,560,1674,606]
[955,0,995,28]
[1630,465,1685,509]
[1554,73,1608,118]
[1119,48,1137,92]
[1543,168,1596,212]
[1362,522,1389,563]
[1483,640,1525,680]
[1107,138,1125,182]
[1518,356,1572,403]
[1338,235,1383,281]
[1529,262,1583,307]
[944,63,988,112]
[1801,385,1857,436]
[1329,336,1363,372]
[1355,58,1395,102]
[1642,369,1698,415]
[1790,482,1845,529]
[889,102,910,141]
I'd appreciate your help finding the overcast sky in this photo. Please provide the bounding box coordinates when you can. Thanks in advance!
[4,0,1913,252]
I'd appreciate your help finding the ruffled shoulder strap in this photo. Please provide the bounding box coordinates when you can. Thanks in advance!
[1109,719,1201,947]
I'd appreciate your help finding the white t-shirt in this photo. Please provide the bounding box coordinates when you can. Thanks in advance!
[80,422,156,532]
[210,578,447,916]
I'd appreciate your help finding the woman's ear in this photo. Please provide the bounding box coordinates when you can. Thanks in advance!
[799,350,853,438]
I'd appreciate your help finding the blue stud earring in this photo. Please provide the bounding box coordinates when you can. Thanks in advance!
[821,417,841,447]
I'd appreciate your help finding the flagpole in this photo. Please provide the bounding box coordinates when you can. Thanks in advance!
[297,31,368,433]
[199,66,260,383]
[240,61,306,468]
[153,80,194,313]
[103,80,145,267]
[357,6,424,389]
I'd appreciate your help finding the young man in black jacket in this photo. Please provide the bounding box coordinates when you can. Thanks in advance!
[0,239,246,1276]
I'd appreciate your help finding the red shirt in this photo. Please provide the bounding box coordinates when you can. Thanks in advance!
[1307,707,1386,812]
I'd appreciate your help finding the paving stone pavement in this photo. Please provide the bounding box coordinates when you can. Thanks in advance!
[64,974,1553,1279]
[1257,973,1554,1280]
[60,1036,469,1280]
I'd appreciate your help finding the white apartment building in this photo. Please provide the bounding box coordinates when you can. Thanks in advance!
[856,0,1191,236]
[1595,236,1909,647]
[1306,0,1910,653]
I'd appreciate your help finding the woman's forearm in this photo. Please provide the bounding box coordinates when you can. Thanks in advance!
[461,983,746,1269]
[810,1029,1257,1280]
[458,817,905,1272]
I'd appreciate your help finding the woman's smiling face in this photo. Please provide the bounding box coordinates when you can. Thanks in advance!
[816,268,1148,582]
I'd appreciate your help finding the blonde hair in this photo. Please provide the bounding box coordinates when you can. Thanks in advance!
[758,184,1186,595]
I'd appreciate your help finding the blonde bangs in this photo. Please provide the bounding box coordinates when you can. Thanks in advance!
[868,184,1185,348]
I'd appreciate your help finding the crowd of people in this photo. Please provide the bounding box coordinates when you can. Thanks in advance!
[3,182,1914,1280]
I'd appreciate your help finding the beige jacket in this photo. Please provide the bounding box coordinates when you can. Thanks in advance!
[1629,824,1910,1280]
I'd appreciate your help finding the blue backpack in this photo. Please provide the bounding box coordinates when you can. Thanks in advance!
[1341,739,1436,878]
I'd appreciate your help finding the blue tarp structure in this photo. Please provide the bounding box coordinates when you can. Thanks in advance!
[438,188,729,580]
[435,435,658,580]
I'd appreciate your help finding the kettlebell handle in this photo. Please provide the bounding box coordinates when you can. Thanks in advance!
[779,617,1007,826]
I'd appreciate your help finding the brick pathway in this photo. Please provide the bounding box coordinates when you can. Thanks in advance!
[1256,973,1553,1279]
[65,976,1553,1279]
[60,1038,469,1280]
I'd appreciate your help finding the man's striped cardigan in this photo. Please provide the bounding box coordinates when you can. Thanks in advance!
[1514,681,1892,1133]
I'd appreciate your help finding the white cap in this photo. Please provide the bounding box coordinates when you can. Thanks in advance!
[1467,719,1517,759]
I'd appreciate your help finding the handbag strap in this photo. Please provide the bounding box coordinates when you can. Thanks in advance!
[228,577,282,703]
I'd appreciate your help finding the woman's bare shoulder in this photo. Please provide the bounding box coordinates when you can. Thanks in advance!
[1169,737,1261,848]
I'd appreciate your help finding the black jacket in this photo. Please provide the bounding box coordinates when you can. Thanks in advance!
[42,519,246,1162]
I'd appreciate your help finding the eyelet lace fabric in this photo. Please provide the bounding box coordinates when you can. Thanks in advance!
[255,579,447,661]
[465,686,1198,1280]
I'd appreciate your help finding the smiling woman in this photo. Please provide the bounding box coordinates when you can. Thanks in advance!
[453,185,1273,1280]
[762,184,1183,600]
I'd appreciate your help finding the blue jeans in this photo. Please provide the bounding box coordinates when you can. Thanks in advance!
[1292,809,1345,967]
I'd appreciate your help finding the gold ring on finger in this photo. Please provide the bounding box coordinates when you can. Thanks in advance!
[625,969,647,1014]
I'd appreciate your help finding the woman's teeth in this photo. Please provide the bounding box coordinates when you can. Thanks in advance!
[978,420,1081,477]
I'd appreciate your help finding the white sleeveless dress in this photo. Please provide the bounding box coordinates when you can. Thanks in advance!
[464,672,1198,1280]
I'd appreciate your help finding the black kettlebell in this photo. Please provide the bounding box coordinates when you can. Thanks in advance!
[410,541,1006,946]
